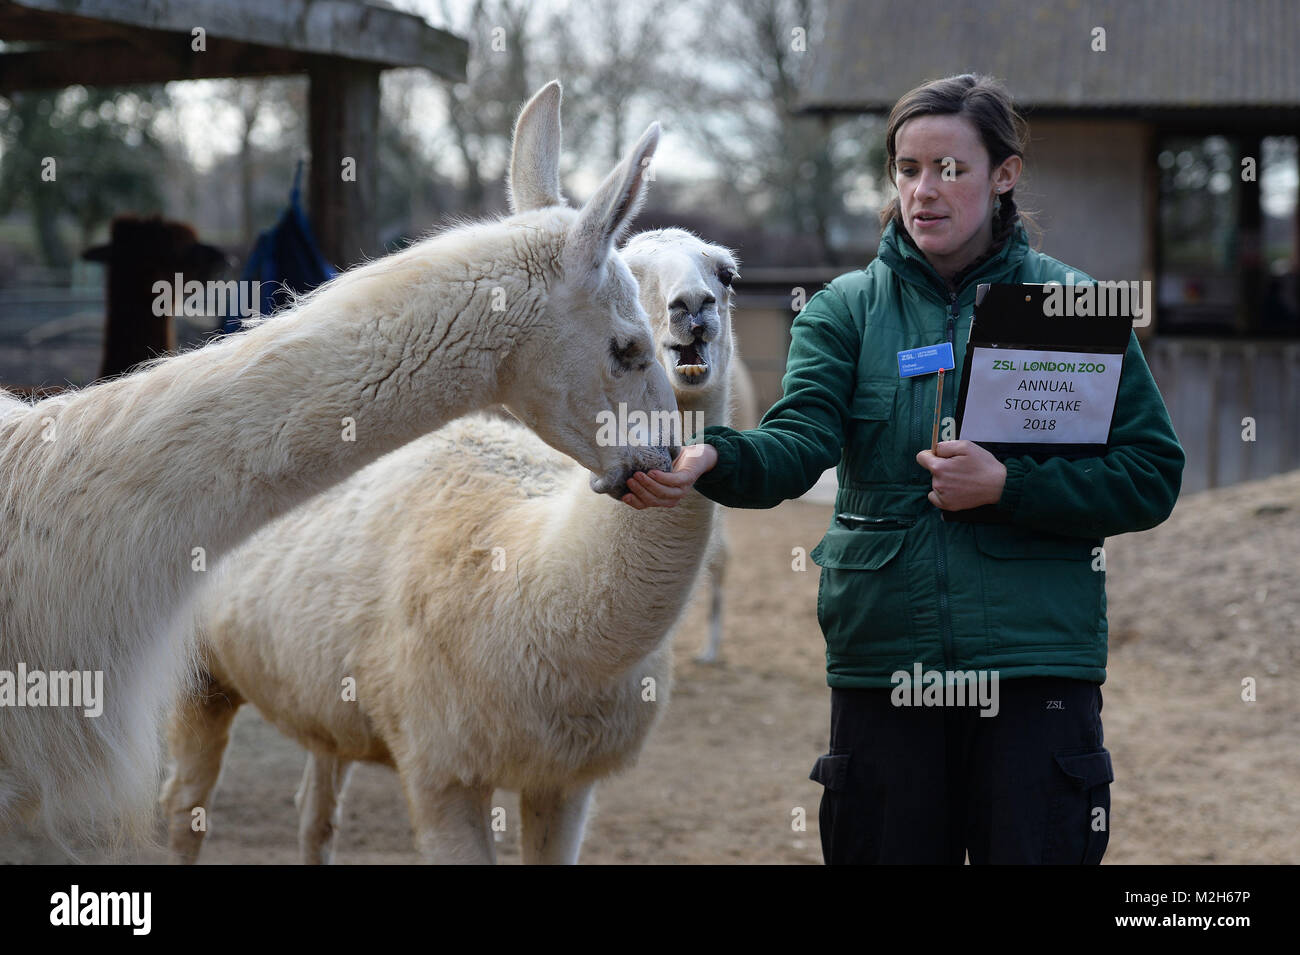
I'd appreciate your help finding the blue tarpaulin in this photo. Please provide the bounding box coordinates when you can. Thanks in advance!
[221,162,337,334]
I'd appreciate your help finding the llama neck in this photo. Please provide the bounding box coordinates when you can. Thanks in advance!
[541,383,732,681]
[4,231,547,622]
[100,268,175,379]
[0,214,558,835]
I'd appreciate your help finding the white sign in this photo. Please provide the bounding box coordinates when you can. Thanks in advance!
[959,346,1121,444]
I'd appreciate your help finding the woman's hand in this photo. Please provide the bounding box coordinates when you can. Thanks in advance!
[916,440,1007,510]
[621,443,719,509]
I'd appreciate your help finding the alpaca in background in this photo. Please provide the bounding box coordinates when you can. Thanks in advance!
[0,80,674,845]
[83,216,231,380]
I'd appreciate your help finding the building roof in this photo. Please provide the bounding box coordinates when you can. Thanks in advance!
[799,0,1300,115]
[0,0,467,90]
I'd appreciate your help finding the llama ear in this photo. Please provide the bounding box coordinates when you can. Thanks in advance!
[185,242,233,275]
[567,121,660,273]
[507,80,564,213]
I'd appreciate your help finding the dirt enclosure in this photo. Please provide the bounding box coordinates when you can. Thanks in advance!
[4,470,1298,865]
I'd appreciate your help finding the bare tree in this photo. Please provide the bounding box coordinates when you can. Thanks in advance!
[543,0,687,171]
[211,78,307,246]
[669,0,880,262]
[386,0,879,262]
[436,0,536,214]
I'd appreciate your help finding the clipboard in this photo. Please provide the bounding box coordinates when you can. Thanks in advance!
[943,282,1132,523]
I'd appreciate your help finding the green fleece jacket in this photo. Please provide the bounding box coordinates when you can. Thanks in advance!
[693,218,1185,687]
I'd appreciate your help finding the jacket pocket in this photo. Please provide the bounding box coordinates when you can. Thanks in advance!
[845,378,899,484]
[972,524,1104,653]
[812,524,913,659]
[850,379,896,420]
[1044,747,1113,864]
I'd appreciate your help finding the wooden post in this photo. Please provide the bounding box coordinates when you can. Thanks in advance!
[308,58,381,270]
[1206,343,1221,490]
[1287,345,1300,472]
[1141,122,1160,342]
[1239,343,1255,481]
[1237,135,1264,335]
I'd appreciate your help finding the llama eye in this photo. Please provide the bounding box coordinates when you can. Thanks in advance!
[717,267,737,289]
[609,338,636,371]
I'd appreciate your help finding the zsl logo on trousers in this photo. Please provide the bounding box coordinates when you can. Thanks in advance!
[1046,700,1064,710]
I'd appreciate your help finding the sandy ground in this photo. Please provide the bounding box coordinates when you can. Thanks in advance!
[3,469,1297,865]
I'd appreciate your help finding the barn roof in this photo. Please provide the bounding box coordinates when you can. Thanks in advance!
[799,0,1300,116]
[0,0,467,91]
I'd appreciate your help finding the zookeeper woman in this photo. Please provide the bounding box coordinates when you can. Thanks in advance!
[619,73,1186,864]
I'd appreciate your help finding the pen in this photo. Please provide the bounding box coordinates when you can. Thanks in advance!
[931,368,944,454]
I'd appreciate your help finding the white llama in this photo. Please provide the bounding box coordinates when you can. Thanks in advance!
[163,228,740,864]
[696,352,759,663]
[0,80,677,844]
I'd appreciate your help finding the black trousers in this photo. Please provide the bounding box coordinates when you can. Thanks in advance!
[809,676,1113,864]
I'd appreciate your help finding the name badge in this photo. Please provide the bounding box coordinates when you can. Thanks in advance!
[897,342,955,378]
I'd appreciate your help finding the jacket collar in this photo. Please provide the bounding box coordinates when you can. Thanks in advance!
[876,215,1029,305]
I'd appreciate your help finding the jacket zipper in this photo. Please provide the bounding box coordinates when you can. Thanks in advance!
[935,291,960,672]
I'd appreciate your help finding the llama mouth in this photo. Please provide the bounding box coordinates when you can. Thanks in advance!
[670,338,710,383]
[589,446,676,499]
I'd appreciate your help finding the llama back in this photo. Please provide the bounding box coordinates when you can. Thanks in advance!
[421,413,575,495]
[192,419,569,763]
[192,413,669,791]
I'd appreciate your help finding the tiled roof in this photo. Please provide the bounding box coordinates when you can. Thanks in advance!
[799,0,1300,112]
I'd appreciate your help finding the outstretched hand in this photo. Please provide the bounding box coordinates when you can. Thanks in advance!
[915,440,1008,510]
[621,444,719,509]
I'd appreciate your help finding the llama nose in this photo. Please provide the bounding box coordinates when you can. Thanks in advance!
[670,293,715,319]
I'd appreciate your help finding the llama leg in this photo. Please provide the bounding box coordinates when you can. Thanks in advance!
[700,573,724,663]
[402,778,496,864]
[697,529,728,664]
[160,677,242,864]
[520,783,597,864]
[295,753,354,865]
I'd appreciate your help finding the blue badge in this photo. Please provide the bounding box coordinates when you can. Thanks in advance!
[897,342,955,377]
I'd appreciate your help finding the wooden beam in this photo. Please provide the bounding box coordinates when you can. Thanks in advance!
[0,2,138,42]
[0,40,315,91]
[0,0,467,78]
[308,59,380,270]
